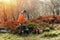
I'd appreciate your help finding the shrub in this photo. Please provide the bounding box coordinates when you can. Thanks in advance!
[26,22,37,32]
[27,22,37,28]
[6,20,19,33]
[26,22,44,34]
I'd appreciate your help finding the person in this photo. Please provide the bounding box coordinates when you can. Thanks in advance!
[17,10,26,24]
[17,10,27,34]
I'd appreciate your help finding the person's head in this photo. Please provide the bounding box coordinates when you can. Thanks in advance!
[21,10,27,14]
[23,10,27,13]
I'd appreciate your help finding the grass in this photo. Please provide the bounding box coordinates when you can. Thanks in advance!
[0,30,60,40]
[0,23,60,40]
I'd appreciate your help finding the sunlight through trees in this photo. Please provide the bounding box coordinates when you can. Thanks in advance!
[0,0,60,22]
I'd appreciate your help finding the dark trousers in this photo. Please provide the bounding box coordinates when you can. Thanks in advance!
[19,23,29,34]
[19,23,25,33]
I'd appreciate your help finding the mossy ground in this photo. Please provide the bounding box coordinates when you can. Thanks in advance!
[0,30,60,40]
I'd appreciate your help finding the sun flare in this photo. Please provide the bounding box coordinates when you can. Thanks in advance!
[0,0,11,4]
[4,0,10,2]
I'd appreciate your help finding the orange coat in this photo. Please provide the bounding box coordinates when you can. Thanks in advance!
[17,13,25,23]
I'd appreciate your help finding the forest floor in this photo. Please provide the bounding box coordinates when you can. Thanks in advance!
[0,30,60,40]
[0,24,60,40]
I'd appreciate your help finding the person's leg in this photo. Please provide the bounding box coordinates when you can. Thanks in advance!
[21,23,25,34]
[18,23,22,34]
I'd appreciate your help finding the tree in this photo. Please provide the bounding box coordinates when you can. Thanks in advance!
[48,0,60,15]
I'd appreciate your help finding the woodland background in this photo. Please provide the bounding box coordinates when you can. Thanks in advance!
[0,0,60,22]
